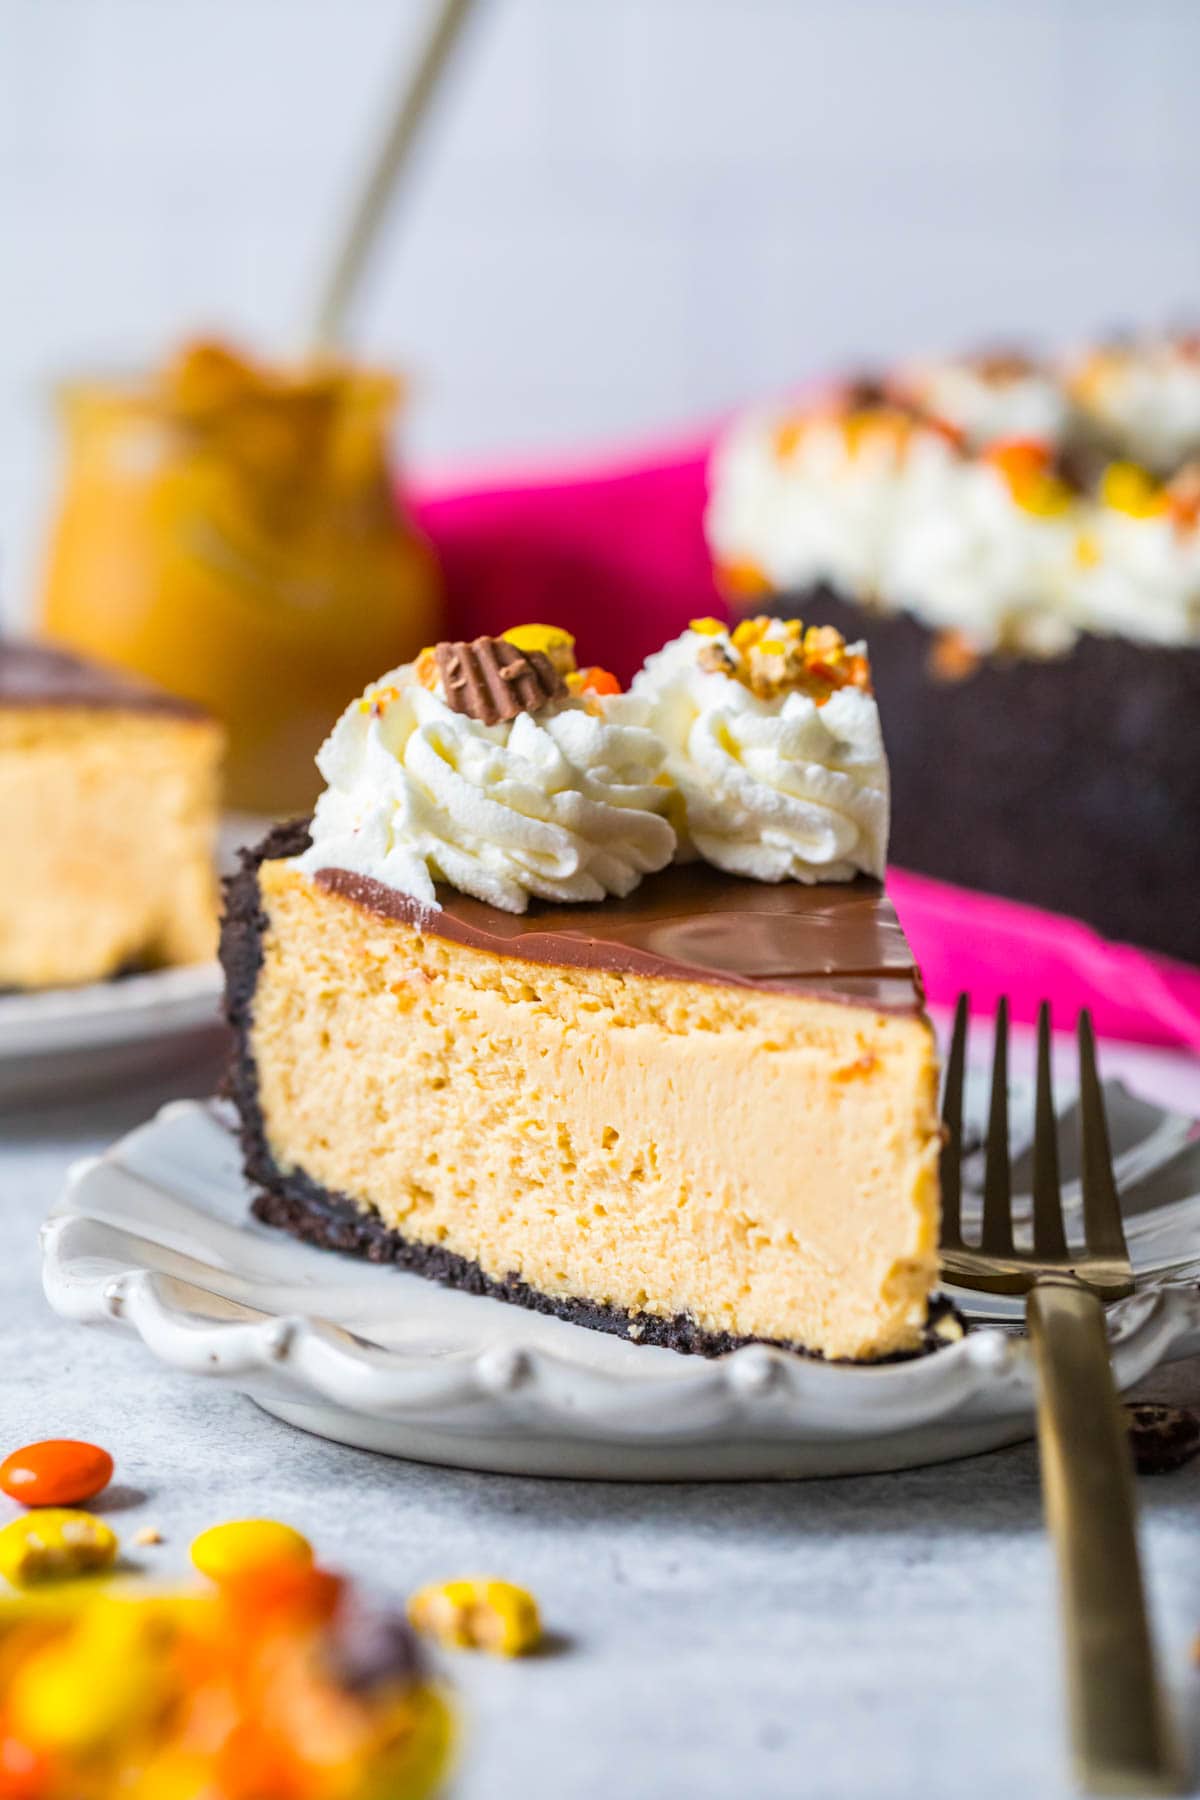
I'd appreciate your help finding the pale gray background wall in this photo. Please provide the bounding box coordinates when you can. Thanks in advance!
[2,0,1198,622]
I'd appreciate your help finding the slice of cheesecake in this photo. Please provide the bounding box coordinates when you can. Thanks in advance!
[0,641,222,989]
[224,819,941,1362]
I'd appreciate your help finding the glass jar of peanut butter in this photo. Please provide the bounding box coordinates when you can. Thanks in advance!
[38,341,442,812]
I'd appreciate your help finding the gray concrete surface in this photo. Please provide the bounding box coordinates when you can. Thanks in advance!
[3,1056,1198,1800]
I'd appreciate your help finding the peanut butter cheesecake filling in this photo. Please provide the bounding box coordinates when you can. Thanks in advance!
[1,641,221,989]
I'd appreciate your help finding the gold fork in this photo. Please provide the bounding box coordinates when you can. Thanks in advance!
[940,995,1185,1795]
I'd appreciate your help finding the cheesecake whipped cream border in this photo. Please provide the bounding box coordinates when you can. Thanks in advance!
[297,620,891,912]
[707,330,1200,654]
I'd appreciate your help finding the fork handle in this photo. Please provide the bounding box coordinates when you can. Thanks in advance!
[1027,1276,1184,1794]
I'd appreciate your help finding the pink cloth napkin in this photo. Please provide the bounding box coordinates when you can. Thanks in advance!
[412,444,1200,1052]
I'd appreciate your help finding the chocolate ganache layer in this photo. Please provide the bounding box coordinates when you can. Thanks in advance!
[314,859,924,1013]
[0,640,210,720]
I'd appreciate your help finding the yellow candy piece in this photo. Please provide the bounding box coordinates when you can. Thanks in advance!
[501,623,574,652]
[190,1518,313,1584]
[8,1598,169,1753]
[1100,460,1169,519]
[408,1576,541,1658]
[730,615,770,650]
[688,617,726,636]
[500,624,577,675]
[0,1509,118,1587]
[370,1685,457,1800]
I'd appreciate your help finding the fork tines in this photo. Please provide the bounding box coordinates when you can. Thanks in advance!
[939,996,1134,1301]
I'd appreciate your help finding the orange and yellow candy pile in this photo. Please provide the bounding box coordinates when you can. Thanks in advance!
[0,1502,452,1800]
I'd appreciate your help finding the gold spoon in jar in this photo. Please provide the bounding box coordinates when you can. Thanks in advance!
[307,0,481,352]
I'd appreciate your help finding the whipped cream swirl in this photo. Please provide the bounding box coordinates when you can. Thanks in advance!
[707,407,959,603]
[296,668,676,914]
[1069,340,1200,474]
[899,356,1069,451]
[631,629,889,883]
[885,460,1079,654]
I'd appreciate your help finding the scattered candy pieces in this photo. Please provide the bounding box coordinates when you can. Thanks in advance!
[0,1576,452,1799]
[408,1578,542,1658]
[132,1526,163,1547]
[0,1440,113,1509]
[0,1510,118,1587]
[190,1518,313,1584]
[1124,1402,1200,1475]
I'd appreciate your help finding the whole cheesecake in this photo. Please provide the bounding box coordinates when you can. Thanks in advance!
[0,641,222,989]
[222,625,943,1362]
[707,333,1200,964]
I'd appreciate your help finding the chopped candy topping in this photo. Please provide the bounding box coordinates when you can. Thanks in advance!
[688,617,727,636]
[772,417,805,461]
[840,407,916,456]
[716,558,771,599]
[358,682,403,715]
[1099,461,1169,519]
[703,616,871,703]
[928,629,982,683]
[500,624,578,676]
[984,439,1073,516]
[1167,462,1200,530]
[568,665,622,698]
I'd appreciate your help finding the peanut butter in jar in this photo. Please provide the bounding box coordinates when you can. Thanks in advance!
[38,340,442,812]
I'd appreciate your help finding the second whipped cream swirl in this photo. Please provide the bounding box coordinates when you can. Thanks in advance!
[631,620,889,883]
[297,647,675,915]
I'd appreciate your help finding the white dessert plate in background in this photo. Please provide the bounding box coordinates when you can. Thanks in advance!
[0,815,275,1109]
[41,1064,1200,1481]
[0,963,225,1109]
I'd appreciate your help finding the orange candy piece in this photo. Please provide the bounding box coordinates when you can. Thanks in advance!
[219,1561,344,1627]
[576,666,622,697]
[0,1442,113,1510]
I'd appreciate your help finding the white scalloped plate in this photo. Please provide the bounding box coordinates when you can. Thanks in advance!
[41,1076,1200,1480]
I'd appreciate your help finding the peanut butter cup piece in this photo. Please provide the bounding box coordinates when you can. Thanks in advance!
[434,636,567,726]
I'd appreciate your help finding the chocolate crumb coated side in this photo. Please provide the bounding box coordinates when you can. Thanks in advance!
[1124,1402,1200,1475]
[752,584,1200,963]
[0,639,210,720]
[434,636,566,725]
[219,818,952,1364]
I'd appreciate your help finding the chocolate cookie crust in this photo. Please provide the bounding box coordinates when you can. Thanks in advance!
[221,821,951,1362]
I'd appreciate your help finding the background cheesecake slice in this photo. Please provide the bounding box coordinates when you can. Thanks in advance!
[0,641,222,989]
[223,820,941,1362]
